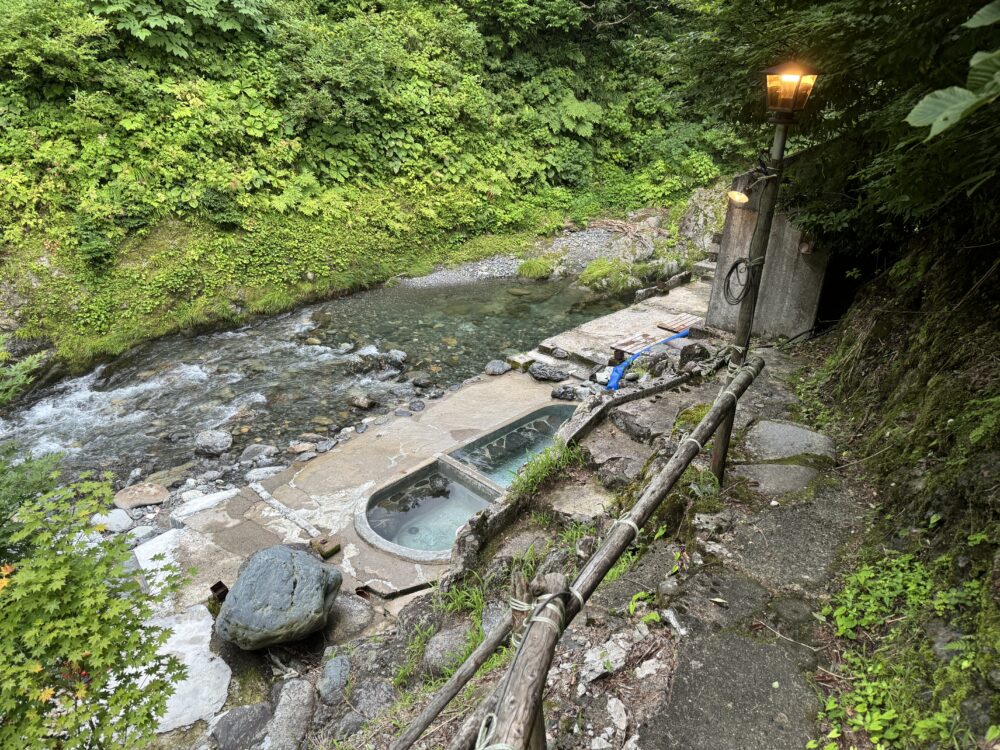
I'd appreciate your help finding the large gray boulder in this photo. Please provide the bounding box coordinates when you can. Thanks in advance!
[216,546,343,650]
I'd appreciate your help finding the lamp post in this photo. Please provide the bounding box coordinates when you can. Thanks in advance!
[710,62,820,483]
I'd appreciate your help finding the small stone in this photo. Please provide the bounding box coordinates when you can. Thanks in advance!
[91,508,134,533]
[316,439,336,451]
[354,424,368,435]
[288,442,316,454]
[551,384,580,401]
[484,360,512,376]
[245,466,284,482]
[325,593,375,643]
[408,371,434,388]
[114,482,170,510]
[211,703,272,750]
[305,337,322,345]
[349,395,374,410]
[409,399,426,412]
[126,525,159,548]
[297,452,317,462]
[312,416,334,426]
[316,653,351,705]
[528,363,569,382]
[195,429,233,456]
[423,623,473,677]
[551,347,569,359]
[607,696,628,731]
[594,366,613,386]
[395,409,412,417]
[261,679,315,750]
[678,343,711,369]
[240,444,278,462]
[657,577,682,606]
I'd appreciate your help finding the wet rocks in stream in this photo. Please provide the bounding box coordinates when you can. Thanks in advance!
[484,359,511,376]
[195,429,233,456]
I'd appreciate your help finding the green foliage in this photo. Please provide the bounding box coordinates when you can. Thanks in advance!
[907,2,1000,138]
[0,476,186,748]
[0,447,60,564]
[0,335,43,407]
[507,440,583,501]
[393,622,435,688]
[0,0,737,369]
[813,551,997,749]
[517,256,557,279]
[578,257,634,294]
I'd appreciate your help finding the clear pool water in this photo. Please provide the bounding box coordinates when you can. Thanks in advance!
[366,471,491,552]
[450,406,575,487]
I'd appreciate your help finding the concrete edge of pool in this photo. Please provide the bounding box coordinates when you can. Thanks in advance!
[353,403,577,563]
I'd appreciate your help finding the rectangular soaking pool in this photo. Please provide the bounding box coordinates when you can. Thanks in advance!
[448,404,577,488]
[355,404,577,561]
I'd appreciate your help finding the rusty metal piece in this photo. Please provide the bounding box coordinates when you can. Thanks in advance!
[210,581,229,602]
[309,536,341,559]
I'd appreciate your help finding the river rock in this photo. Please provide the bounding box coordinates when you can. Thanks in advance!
[195,429,233,456]
[408,371,434,388]
[350,394,374,409]
[245,466,284,483]
[316,652,351,705]
[126,525,160,548]
[551,384,581,401]
[325,593,376,643]
[528,363,568,382]
[422,622,473,677]
[211,703,272,750]
[484,359,511,376]
[240,444,278,462]
[114,482,170,510]
[409,399,425,412]
[91,508,134,533]
[261,679,315,750]
[679,342,711,369]
[215,546,343,650]
[551,347,569,359]
[288,441,315,454]
[386,349,407,367]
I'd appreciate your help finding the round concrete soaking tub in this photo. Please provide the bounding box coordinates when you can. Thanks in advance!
[355,404,576,562]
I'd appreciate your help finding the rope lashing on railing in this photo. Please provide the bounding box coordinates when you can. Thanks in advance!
[680,436,702,452]
[508,596,533,647]
[611,515,641,542]
[528,593,565,633]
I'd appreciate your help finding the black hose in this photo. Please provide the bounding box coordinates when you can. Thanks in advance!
[723,258,753,305]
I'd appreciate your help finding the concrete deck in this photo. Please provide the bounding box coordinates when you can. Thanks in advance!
[136,278,715,614]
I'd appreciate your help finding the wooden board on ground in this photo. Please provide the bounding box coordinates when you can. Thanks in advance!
[657,313,703,333]
[611,332,662,362]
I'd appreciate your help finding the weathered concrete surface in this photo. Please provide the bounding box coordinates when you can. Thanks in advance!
[539,281,712,365]
[151,605,232,733]
[731,463,819,499]
[744,420,836,463]
[644,631,817,750]
[581,421,655,489]
[706,171,829,339]
[545,477,613,519]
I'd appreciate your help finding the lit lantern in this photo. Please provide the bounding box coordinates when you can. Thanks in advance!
[764,62,820,115]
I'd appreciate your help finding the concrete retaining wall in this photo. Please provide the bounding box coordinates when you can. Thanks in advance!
[706,172,829,339]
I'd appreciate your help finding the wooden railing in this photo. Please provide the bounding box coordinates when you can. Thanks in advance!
[392,356,766,750]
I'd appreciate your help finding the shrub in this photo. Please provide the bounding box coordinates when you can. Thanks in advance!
[578,258,635,294]
[0,476,186,748]
[517,256,556,279]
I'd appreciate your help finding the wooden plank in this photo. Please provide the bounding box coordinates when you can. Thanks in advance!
[610,331,661,362]
[657,313,703,332]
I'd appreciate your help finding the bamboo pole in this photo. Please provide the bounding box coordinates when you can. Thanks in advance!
[710,123,789,482]
[482,357,766,748]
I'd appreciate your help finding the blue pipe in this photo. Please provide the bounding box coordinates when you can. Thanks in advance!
[606,329,690,391]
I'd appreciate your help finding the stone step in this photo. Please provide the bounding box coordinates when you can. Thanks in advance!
[692,259,717,280]
[524,349,591,380]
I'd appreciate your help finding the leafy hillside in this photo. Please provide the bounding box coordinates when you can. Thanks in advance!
[0,0,742,368]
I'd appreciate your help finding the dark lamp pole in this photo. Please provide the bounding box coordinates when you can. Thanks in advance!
[710,62,820,483]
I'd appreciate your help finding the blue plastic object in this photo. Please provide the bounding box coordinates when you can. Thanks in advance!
[606,329,690,390]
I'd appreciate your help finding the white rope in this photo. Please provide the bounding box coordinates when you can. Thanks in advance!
[681,436,702,452]
[569,586,585,610]
[715,390,737,411]
[613,516,640,541]
[528,593,565,633]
